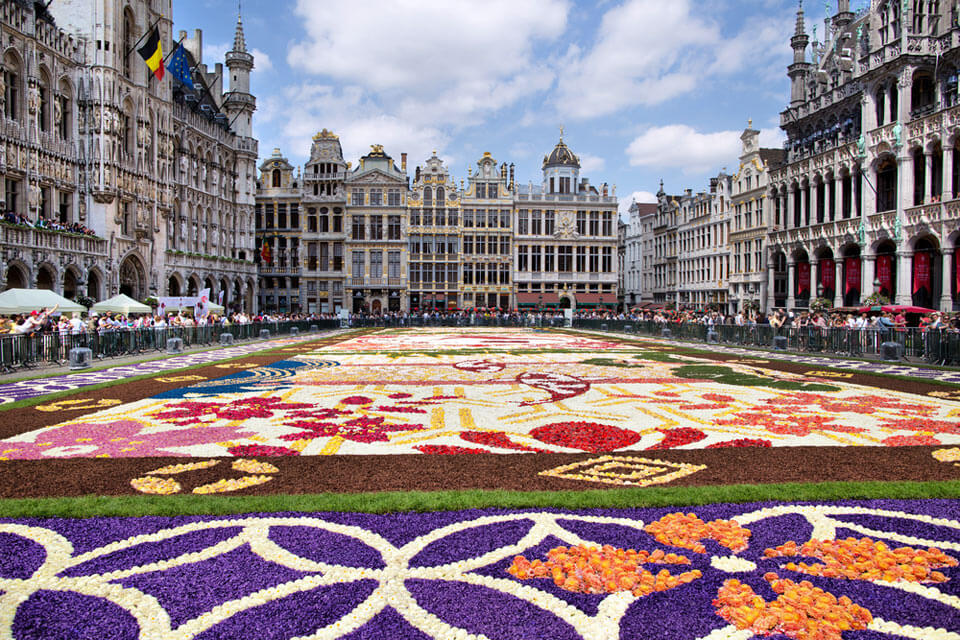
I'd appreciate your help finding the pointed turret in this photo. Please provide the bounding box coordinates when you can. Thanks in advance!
[788,1,812,107]
[233,13,247,53]
[224,9,255,139]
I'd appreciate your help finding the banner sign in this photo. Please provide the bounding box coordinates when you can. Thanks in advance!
[820,258,836,291]
[877,255,893,294]
[845,258,861,295]
[913,252,931,294]
[797,262,811,296]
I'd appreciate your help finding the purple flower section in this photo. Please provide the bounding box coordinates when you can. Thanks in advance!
[269,525,386,569]
[193,580,378,640]
[406,578,582,640]
[12,590,139,640]
[409,519,534,568]
[830,513,960,545]
[0,533,47,580]
[61,525,243,578]
[337,608,433,640]
[118,545,312,628]
[617,572,731,640]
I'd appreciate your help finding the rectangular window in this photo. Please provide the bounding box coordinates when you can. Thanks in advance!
[576,211,586,235]
[518,209,528,235]
[589,212,600,236]
[531,210,542,235]
[499,236,509,255]
[500,209,510,228]
[589,247,599,272]
[369,190,382,206]
[447,264,457,285]
[435,263,445,284]
[410,263,420,284]
[447,236,457,254]
[410,208,421,226]
[388,215,401,239]
[387,188,401,206]
[333,242,343,270]
[499,264,510,284]
[409,234,421,255]
[544,210,555,235]
[352,215,365,240]
[389,251,401,277]
[4,70,17,121]
[320,243,329,271]
[351,250,365,277]
[488,183,498,198]
[476,236,486,255]
[422,262,433,283]
[531,246,542,271]
[518,245,528,271]
[464,236,473,254]
[602,247,612,272]
[463,263,473,285]
[476,183,486,199]
[463,209,474,227]
[576,246,586,271]
[558,245,573,272]
[278,203,287,228]
[351,189,364,206]
[475,208,486,228]
[422,208,433,226]
[308,215,318,232]
[370,250,383,278]
[333,214,342,233]
[602,212,612,236]
[544,246,555,272]
[370,215,383,240]
[290,204,300,229]
[447,209,458,226]
[422,234,433,255]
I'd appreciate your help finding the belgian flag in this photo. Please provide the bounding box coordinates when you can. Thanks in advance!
[137,27,164,81]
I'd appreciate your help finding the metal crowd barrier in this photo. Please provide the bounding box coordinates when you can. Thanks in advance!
[0,320,340,372]
[571,319,960,366]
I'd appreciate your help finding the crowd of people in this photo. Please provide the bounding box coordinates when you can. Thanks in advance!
[2,212,98,237]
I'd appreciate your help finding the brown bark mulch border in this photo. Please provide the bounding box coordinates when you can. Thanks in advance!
[0,446,954,499]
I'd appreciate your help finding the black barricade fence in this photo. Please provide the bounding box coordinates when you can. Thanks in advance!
[0,319,340,370]
[570,319,960,365]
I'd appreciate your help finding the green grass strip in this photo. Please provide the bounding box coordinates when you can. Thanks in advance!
[1,480,958,519]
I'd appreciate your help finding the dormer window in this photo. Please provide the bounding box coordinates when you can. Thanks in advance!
[272,170,281,188]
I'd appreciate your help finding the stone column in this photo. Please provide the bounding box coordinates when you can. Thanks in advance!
[896,249,913,305]
[945,147,955,200]
[926,152,934,204]
[786,188,794,229]
[942,248,955,311]
[787,260,796,309]
[834,259,844,308]
[862,253,876,299]
[901,153,915,212]
[831,174,840,221]
[810,258,819,301]
[765,261,775,311]
[860,167,876,216]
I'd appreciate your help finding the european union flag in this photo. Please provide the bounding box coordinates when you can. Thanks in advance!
[168,43,194,90]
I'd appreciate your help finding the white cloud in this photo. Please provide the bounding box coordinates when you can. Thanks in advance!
[251,48,273,72]
[618,190,658,218]
[555,0,792,119]
[201,43,273,74]
[287,0,568,128]
[625,124,784,175]
[579,152,606,173]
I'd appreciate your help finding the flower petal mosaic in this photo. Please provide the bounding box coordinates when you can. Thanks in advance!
[1,501,958,639]
[3,329,958,462]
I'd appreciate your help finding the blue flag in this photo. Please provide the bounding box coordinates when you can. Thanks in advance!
[168,43,194,90]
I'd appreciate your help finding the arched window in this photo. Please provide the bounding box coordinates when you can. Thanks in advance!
[436,187,444,203]
[913,147,925,205]
[422,187,432,207]
[37,69,50,133]
[4,52,21,121]
[57,78,72,141]
[911,70,935,115]
[122,9,135,79]
[272,169,281,188]
[877,156,897,212]
[889,83,899,122]
[875,88,886,127]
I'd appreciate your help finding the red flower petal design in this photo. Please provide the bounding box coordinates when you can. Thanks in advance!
[226,444,299,457]
[647,427,708,450]
[706,438,773,449]
[530,422,641,453]
[460,431,548,453]
[414,444,490,455]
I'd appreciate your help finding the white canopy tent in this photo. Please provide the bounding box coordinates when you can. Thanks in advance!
[91,294,152,315]
[0,289,86,315]
[160,302,225,314]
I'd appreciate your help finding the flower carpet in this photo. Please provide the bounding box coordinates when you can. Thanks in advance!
[1,501,959,639]
[0,328,959,638]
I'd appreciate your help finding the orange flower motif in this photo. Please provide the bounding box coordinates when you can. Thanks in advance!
[764,536,957,583]
[507,544,700,596]
[644,512,751,553]
[714,574,872,640]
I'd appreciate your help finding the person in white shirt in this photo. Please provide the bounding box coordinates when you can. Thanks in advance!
[68,313,85,335]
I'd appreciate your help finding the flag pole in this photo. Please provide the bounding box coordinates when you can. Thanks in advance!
[124,16,163,59]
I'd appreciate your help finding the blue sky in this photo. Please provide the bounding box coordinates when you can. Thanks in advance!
[173,0,857,215]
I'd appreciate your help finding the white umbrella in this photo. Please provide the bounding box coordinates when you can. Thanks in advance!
[0,288,86,315]
[91,293,152,315]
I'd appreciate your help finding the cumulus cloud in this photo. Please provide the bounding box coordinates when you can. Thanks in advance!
[625,124,784,175]
[579,152,606,173]
[287,0,568,127]
[555,0,792,119]
[618,190,658,218]
[202,43,273,74]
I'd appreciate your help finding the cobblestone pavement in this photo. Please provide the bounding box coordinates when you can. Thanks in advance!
[0,333,332,405]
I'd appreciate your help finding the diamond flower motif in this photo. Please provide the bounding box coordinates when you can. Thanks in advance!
[538,455,707,487]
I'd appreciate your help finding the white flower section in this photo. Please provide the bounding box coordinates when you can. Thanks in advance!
[0,507,957,639]
[710,556,757,574]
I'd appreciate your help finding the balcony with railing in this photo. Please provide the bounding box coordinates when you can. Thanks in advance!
[0,223,107,258]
